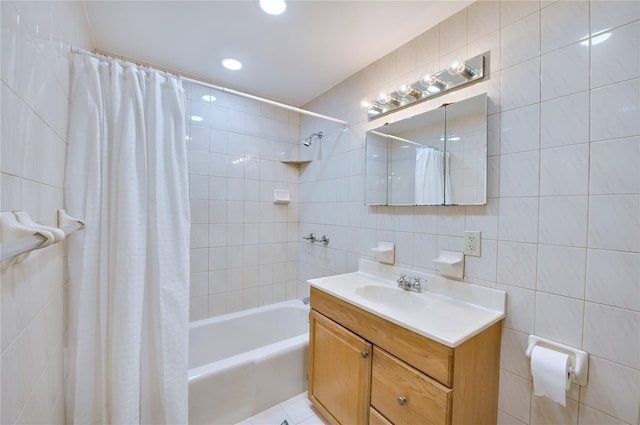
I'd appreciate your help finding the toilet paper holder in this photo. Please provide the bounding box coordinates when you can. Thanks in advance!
[525,335,589,386]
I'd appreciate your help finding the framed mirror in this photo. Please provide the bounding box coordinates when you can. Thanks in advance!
[365,93,487,206]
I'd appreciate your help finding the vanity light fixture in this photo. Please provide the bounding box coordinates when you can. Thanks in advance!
[448,59,476,79]
[400,83,423,100]
[363,53,485,120]
[361,101,385,115]
[384,94,402,107]
[425,75,447,93]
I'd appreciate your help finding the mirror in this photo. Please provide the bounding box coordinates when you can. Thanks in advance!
[365,93,487,206]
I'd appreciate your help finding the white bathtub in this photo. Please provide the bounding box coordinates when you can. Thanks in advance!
[188,300,310,425]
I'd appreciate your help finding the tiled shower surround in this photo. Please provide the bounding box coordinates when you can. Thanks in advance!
[185,83,302,320]
[297,1,639,424]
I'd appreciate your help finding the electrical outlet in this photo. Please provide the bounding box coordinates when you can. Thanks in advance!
[464,231,481,256]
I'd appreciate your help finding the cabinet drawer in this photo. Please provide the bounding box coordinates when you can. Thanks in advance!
[371,347,452,425]
[369,407,392,425]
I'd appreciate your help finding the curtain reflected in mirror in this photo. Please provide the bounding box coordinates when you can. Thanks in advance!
[415,146,450,205]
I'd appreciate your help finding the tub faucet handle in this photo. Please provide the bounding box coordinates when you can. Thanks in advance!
[303,233,316,241]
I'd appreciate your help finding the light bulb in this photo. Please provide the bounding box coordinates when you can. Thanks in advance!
[420,73,433,87]
[427,75,446,93]
[447,58,462,75]
[456,62,476,79]
[400,83,422,99]
[385,94,401,107]
[448,58,476,79]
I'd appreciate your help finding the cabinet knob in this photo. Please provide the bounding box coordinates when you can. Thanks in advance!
[397,396,406,406]
[360,351,369,358]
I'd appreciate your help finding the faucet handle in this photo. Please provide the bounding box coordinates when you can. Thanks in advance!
[397,274,407,284]
[412,277,422,289]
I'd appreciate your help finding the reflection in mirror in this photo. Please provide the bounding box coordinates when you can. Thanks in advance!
[364,93,487,206]
[444,95,487,205]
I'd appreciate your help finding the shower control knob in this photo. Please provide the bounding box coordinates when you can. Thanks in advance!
[360,351,369,358]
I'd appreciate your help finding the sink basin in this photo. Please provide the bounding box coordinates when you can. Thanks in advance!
[355,285,427,310]
[308,259,507,347]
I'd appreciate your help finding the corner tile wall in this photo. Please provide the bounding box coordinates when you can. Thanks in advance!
[1,1,92,423]
[299,1,639,424]
[185,82,302,320]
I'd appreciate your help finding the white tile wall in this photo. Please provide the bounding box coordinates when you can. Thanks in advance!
[185,83,301,320]
[298,2,640,424]
[1,1,92,424]
[3,1,637,423]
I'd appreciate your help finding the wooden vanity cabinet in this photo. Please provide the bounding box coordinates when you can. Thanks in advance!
[308,310,372,425]
[308,286,502,425]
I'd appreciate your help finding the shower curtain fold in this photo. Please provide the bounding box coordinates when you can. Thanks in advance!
[65,54,190,424]
[415,146,451,205]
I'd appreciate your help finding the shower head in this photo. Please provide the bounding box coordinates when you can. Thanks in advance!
[302,131,323,147]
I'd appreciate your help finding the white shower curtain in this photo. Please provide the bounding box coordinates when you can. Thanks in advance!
[415,146,451,205]
[64,55,190,424]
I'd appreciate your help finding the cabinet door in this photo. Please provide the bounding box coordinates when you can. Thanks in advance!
[309,310,372,425]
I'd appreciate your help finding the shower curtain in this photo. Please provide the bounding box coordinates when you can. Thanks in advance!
[64,55,190,424]
[415,146,451,205]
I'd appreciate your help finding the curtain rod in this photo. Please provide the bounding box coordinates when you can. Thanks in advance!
[181,76,349,126]
[71,46,349,127]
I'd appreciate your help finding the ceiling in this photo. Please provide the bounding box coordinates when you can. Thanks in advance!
[83,1,470,107]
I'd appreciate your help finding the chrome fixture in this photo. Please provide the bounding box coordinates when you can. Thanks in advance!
[363,53,485,120]
[381,94,402,107]
[400,83,422,100]
[302,233,330,244]
[423,75,447,93]
[448,59,477,79]
[303,131,323,147]
[302,297,310,305]
[397,274,423,293]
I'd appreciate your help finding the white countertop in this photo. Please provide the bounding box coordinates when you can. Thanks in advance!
[308,260,506,348]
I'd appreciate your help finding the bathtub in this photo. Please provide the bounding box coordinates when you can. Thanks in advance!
[188,299,310,425]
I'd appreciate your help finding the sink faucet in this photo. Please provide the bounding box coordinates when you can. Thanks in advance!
[397,275,424,293]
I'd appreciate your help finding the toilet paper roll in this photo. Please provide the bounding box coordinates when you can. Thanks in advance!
[530,345,571,406]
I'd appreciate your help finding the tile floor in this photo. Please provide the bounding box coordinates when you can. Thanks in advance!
[235,392,330,425]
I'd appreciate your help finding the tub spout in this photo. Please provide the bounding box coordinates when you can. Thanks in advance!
[302,297,310,305]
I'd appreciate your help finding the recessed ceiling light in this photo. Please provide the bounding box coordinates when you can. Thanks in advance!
[202,95,217,102]
[222,58,242,71]
[260,0,286,15]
